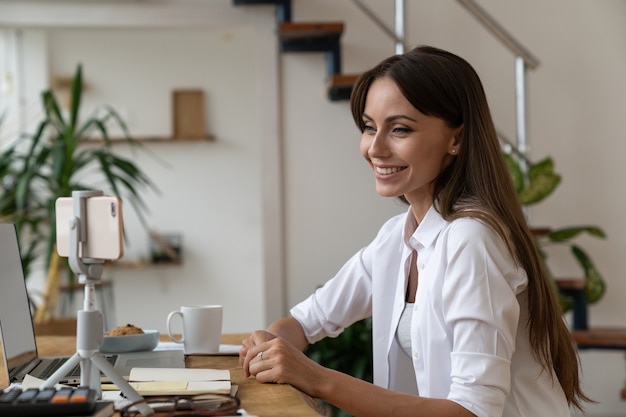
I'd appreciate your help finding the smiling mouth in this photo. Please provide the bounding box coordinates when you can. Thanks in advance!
[376,166,407,175]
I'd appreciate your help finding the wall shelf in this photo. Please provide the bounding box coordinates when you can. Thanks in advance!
[95,135,215,143]
[104,260,183,269]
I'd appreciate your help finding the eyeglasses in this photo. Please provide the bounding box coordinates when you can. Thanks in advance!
[120,393,241,416]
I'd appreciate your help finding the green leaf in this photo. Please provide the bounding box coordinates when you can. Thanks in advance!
[584,266,606,304]
[528,157,555,180]
[69,64,83,131]
[571,244,594,270]
[504,153,524,193]
[42,91,65,130]
[571,245,606,304]
[517,172,561,205]
[547,226,606,242]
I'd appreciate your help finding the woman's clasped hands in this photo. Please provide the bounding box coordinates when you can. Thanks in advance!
[239,330,326,397]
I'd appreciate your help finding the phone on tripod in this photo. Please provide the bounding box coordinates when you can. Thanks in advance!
[55,196,124,260]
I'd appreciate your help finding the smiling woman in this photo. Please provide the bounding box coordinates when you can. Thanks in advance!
[239,45,590,417]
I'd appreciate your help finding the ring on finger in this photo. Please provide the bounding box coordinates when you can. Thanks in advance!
[257,351,264,361]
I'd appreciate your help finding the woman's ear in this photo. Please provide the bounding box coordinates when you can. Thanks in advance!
[453,125,464,146]
[449,125,463,155]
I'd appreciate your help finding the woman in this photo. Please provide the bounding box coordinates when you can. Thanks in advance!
[240,45,588,417]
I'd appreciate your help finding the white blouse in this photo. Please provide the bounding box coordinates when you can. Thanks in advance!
[290,205,570,417]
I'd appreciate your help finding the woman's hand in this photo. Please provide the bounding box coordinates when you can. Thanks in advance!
[240,317,310,377]
[245,337,326,397]
[239,330,277,374]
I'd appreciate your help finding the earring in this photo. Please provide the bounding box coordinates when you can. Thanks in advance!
[451,149,456,154]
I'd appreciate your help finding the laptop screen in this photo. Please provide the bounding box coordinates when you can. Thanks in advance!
[0,223,38,373]
[0,320,9,390]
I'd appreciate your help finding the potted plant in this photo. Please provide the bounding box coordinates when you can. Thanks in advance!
[0,64,157,323]
[503,148,606,311]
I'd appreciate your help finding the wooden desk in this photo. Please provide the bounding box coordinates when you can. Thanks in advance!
[36,334,327,417]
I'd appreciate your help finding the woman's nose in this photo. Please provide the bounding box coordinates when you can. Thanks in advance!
[368,133,389,158]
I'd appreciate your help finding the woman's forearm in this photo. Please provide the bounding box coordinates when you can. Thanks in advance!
[267,316,309,351]
[312,368,475,417]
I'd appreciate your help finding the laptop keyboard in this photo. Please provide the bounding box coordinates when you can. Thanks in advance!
[13,355,118,382]
[38,358,70,379]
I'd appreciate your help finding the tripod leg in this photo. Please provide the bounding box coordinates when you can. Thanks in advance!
[39,353,82,389]
[79,357,102,398]
[90,353,153,416]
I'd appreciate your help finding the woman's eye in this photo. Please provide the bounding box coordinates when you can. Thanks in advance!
[363,125,376,134]
[392,127,412,135]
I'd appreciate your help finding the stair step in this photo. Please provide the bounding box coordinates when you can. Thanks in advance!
[233,0,292,22]
[571,327,626,350]
[233,0,277,4]
[327,74,360,101]
[554,278,585,291]
[279,22,344,52]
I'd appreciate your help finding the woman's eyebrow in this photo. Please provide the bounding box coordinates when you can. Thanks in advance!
[386,114,417,123]
[362,112,418,123]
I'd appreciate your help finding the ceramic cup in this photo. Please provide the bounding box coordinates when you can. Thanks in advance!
[166,304,222,354]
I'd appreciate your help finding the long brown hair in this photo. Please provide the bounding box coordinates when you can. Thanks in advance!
[350,45,589,409]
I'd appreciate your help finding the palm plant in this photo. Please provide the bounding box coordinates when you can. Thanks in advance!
[0,64,157,320]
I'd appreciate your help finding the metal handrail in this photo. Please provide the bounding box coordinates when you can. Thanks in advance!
[456,0,540,70]
[350,0,407,53]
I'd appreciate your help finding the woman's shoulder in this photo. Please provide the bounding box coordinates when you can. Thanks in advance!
[444,215,505,247]
[373,211,408,241]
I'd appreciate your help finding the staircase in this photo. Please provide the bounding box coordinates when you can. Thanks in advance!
[233,0,359,101]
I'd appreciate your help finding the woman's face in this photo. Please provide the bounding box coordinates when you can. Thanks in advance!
[360,77,460,213]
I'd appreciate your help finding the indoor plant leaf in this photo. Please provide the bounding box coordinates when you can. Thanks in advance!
[503,153,524,193]
[528,156,555,180]
[547,226,606,242]
[517,172,561,205]
[571,244,606,304]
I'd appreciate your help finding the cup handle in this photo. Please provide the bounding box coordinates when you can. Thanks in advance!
[166,311,184,343]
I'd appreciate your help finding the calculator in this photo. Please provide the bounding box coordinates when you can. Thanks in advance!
[0,387,97,416]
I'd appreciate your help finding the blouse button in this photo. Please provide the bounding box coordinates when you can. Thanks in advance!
[413,350,419,359]
[418,263,425,270]
[409,238,418,247]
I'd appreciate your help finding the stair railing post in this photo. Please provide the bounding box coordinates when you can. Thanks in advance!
[515,55,531,218]
[515,56,529,182]
[394,0,405,54]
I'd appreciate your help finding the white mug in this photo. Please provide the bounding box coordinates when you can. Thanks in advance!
[166,305,223,354]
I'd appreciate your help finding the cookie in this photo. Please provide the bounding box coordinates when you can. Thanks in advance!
[108,323,144,336]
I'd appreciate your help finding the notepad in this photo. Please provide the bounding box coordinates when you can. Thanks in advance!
[127,368,231,395]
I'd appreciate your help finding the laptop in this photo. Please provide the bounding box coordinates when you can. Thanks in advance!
[0,223,184,386]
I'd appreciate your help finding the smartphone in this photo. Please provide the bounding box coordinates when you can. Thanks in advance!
[55,196,124,260]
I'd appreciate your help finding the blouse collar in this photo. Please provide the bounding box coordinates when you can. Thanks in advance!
[402,204,449,252]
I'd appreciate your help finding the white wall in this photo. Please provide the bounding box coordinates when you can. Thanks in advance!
[1,0,625,415]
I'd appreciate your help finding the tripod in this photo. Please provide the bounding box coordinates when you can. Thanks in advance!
[40,191,152,415]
